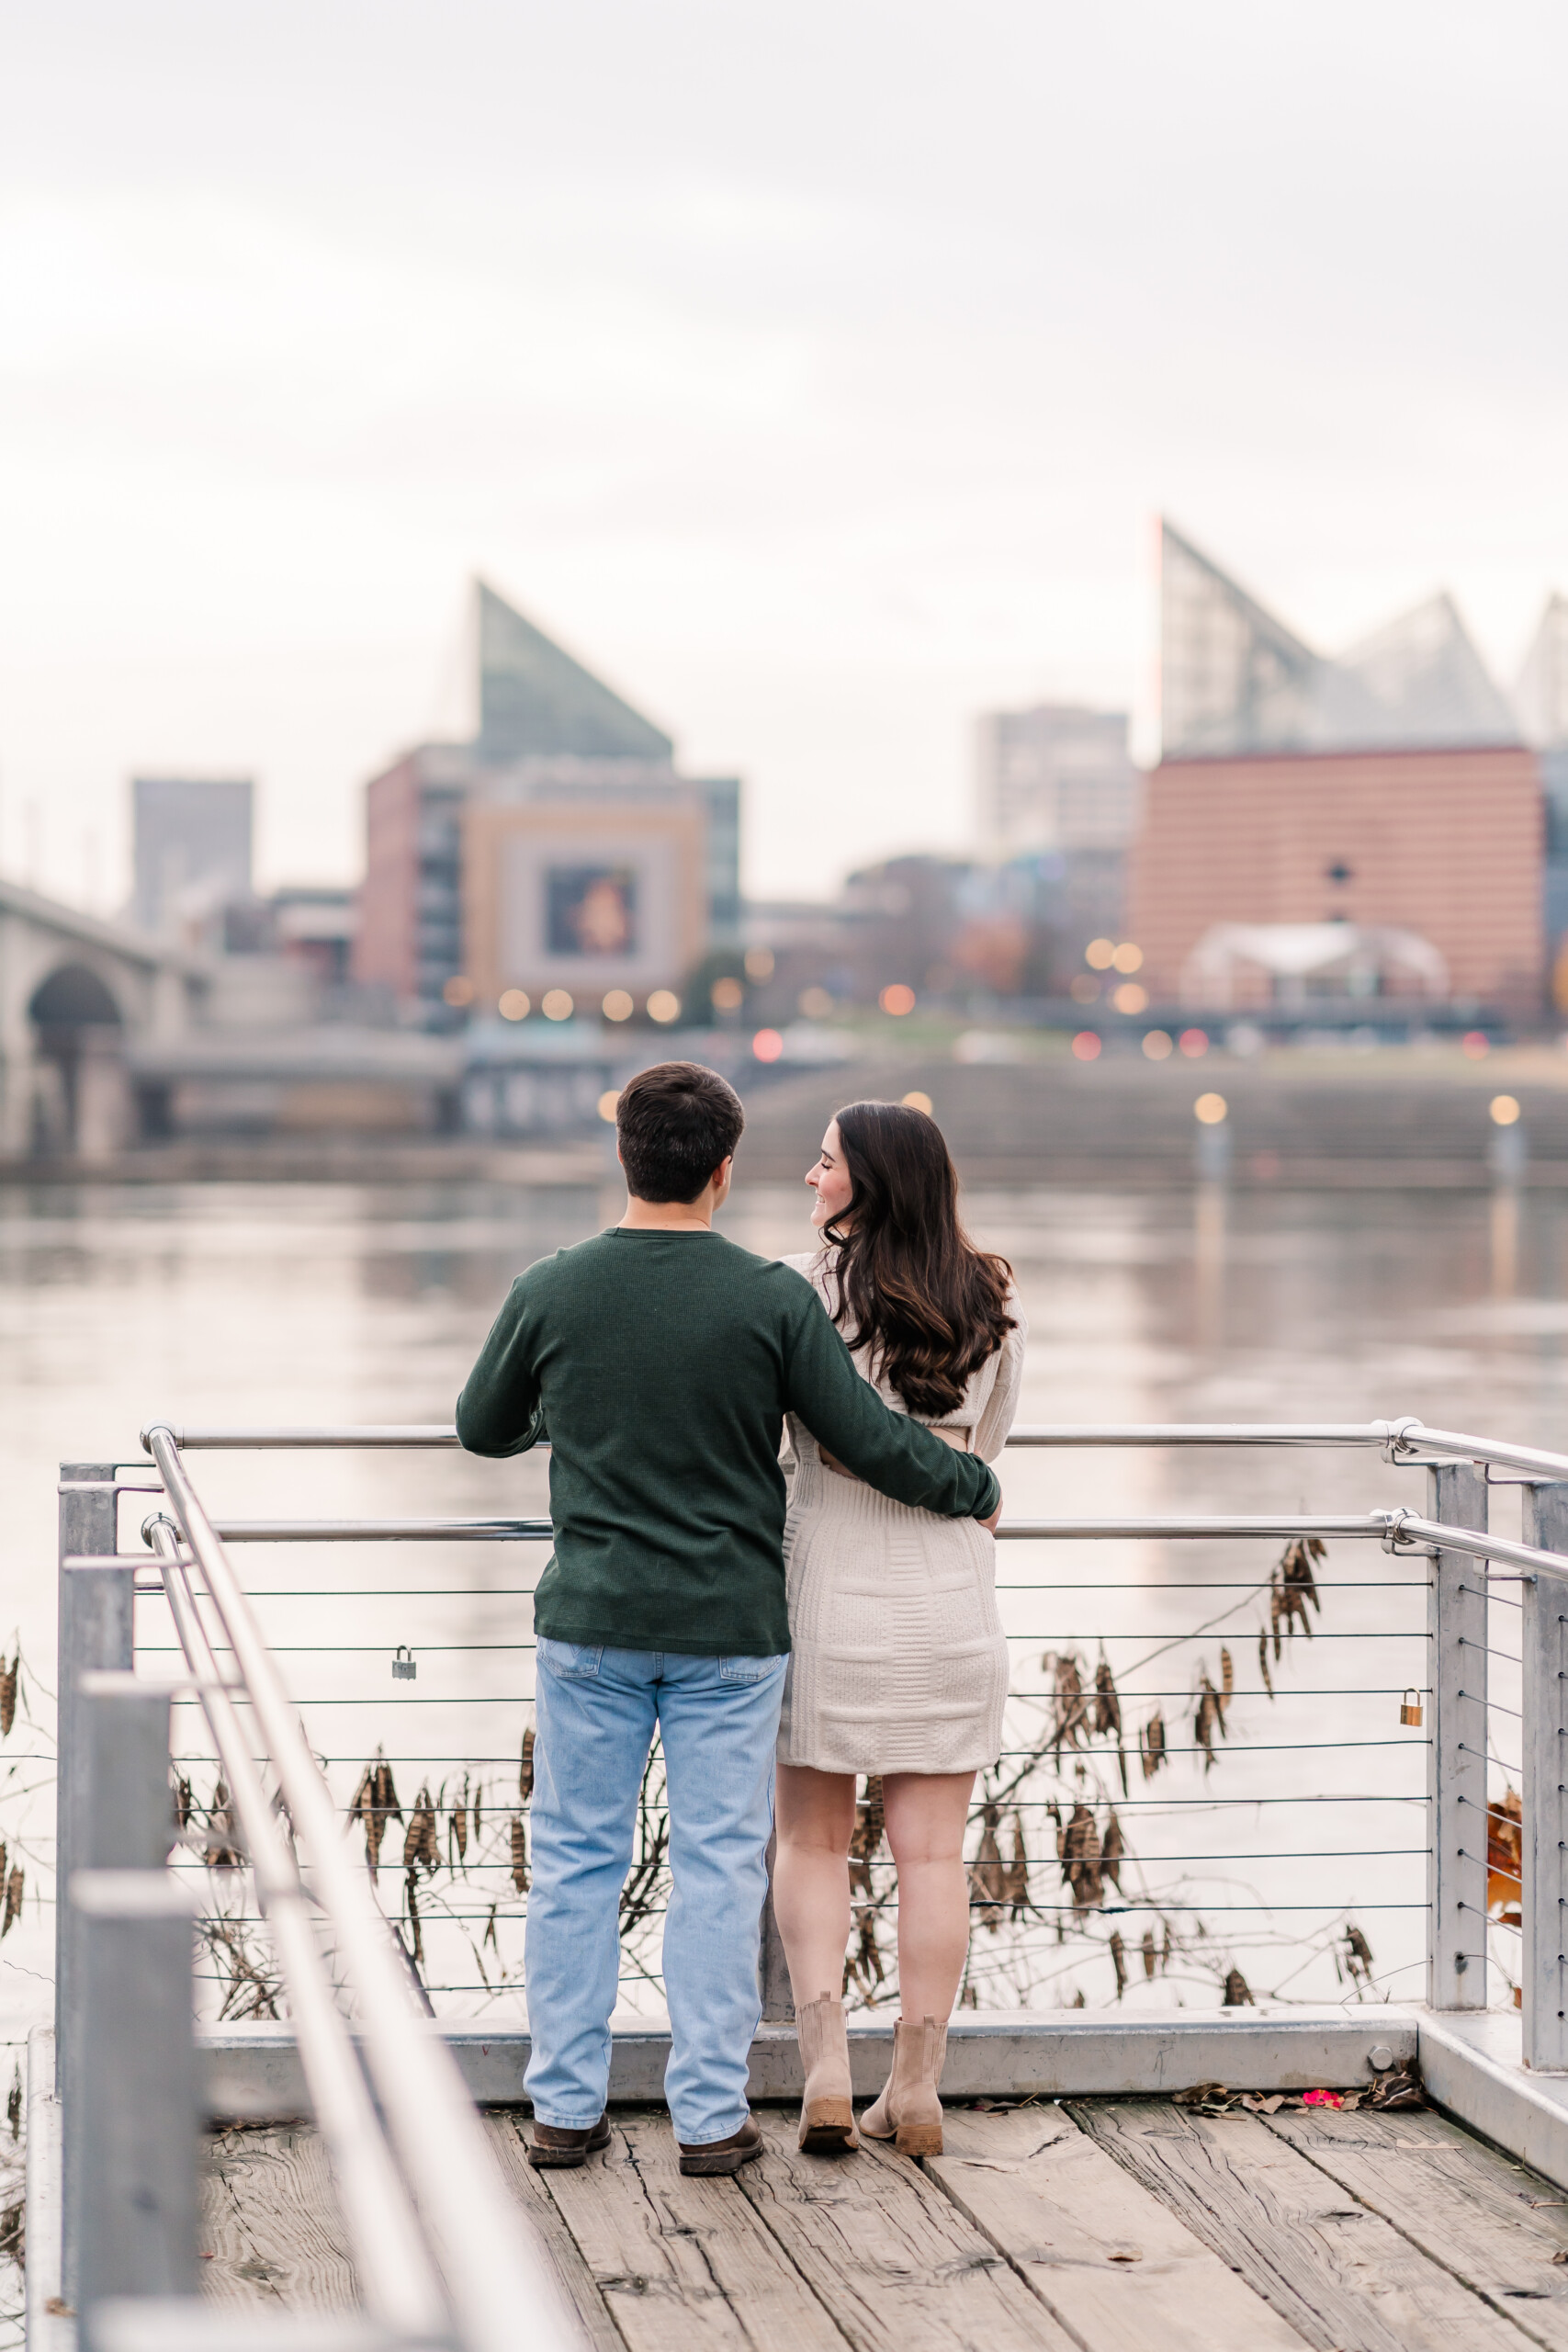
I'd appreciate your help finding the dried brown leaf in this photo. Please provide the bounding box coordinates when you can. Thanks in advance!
[1102,1807,1124,1893]
[1092,1655,1121,1738]
[511,1815,528,1894]
[1003,1812,1030,1914]
[971,1804,1007,1929]
[519,1726,536,1805]
[850,1775,886,1860]
[1061,1803,1103,1910]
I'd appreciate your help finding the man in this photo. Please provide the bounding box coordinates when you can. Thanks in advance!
[457,1061,1000,2176]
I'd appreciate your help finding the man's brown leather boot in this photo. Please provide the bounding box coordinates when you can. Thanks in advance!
[677,2113,764,2177]
[528,2114,612,2169]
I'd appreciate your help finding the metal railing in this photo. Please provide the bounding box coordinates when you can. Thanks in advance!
[51,1410,1568,2345]
[56,1430,583,2352]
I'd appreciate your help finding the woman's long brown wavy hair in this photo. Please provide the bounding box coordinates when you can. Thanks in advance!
[818,1100,1015,1417]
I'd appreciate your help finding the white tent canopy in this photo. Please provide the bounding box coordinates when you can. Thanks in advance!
[1182,922,1449,1009]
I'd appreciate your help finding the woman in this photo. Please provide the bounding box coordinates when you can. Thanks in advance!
[774,1100,1024,2157]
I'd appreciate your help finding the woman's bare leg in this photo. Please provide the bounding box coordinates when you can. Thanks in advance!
[881,1771,976,2020]
[773,1763,857,2005]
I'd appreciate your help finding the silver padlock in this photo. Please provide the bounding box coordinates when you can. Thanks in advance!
[393,1645,417,1681]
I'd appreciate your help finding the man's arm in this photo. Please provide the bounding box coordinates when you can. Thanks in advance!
[784,1292,1000,1521]
[456,1277,547,1458]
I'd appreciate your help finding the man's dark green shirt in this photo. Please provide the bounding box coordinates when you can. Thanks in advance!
[456,1227,1000,1657]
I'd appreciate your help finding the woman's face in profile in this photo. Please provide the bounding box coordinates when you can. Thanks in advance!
[807,1120,854,1230]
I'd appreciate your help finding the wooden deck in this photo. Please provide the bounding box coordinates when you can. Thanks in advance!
[200,2097,1568,2351]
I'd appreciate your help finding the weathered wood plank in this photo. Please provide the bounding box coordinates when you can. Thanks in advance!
[736,2109,1077,2352]
[929,2102,1307,2351]
[537,2109,849,2352]
[199,2125,358,2312]
[1266,2101,1568,2348]
[1070,2098,1538,2352]
[483,2115,627,2352]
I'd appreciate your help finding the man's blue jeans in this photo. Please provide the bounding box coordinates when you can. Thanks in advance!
[525,1638,787,2144]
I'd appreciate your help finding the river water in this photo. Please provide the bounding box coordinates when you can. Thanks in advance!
[1,1174,1563,2044]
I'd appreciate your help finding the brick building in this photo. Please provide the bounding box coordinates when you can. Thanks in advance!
[1130,744,1542,1010]
[1133,526,1544,1012]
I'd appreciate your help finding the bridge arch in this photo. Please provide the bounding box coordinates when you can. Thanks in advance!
[28,961,129,1158]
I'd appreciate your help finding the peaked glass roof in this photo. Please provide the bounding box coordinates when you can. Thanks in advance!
[477,581,673,763]
[1161,523,1519,758]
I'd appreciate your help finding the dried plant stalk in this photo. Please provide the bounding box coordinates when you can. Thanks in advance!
[970,1805,1007,1930]
[204,1780,243,1870]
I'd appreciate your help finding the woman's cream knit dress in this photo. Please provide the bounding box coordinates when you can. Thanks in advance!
[776,1250,1026,1776]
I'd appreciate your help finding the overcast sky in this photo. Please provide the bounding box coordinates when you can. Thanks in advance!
[3,1,1566,906]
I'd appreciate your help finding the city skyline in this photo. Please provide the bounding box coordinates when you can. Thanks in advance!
[4,1,1567,907]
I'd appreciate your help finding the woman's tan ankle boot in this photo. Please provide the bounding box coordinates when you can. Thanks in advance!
[858,2016,947,2157]
[795,1992,859,2151]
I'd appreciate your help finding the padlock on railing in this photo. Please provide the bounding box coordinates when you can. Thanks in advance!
[393,1645,417,1681]
[1400,1688,1423,1726]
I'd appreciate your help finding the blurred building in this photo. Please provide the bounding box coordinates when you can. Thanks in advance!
[270,886,357,989]
[131,777,254,940]
[1517,594,1568,1003]
[976,703,1140,854]
[1131,523,1542,1012]
[354,582,739,1021]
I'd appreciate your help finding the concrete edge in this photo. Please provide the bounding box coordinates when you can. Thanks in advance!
[1420,2011,1568,2192]
[198,2006,1419,2120]
[25,2027,72,2352]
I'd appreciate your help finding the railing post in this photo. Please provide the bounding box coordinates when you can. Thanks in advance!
[1427,1461,1489,2009]
[72,1870,198,2334]
[64,1676,176,2305]
[1522,1485,1568,2069]
[56,1464,133,2081]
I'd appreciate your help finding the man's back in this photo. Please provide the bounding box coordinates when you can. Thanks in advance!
[457,1224,997,1657]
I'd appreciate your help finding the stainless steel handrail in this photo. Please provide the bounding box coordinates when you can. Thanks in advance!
[190,1510,1534,1550]
[145,1414,1568,1482]
[202,1510,1415,1544]
[142,1424,582,2352]
[143,1517,447,2335]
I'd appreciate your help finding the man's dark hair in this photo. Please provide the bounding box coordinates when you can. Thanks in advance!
[616,1061,745,1202]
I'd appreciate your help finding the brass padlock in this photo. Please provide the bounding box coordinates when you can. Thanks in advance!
[1400,1689,1423,1726]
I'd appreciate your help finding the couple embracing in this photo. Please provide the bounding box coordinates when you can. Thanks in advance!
[457,1060,1023,2176]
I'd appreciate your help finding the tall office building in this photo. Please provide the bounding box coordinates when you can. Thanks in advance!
[976,705,1140,855]
[130,777,254,938]
[1131,524,1541,1010]
[354,583,740,1016]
